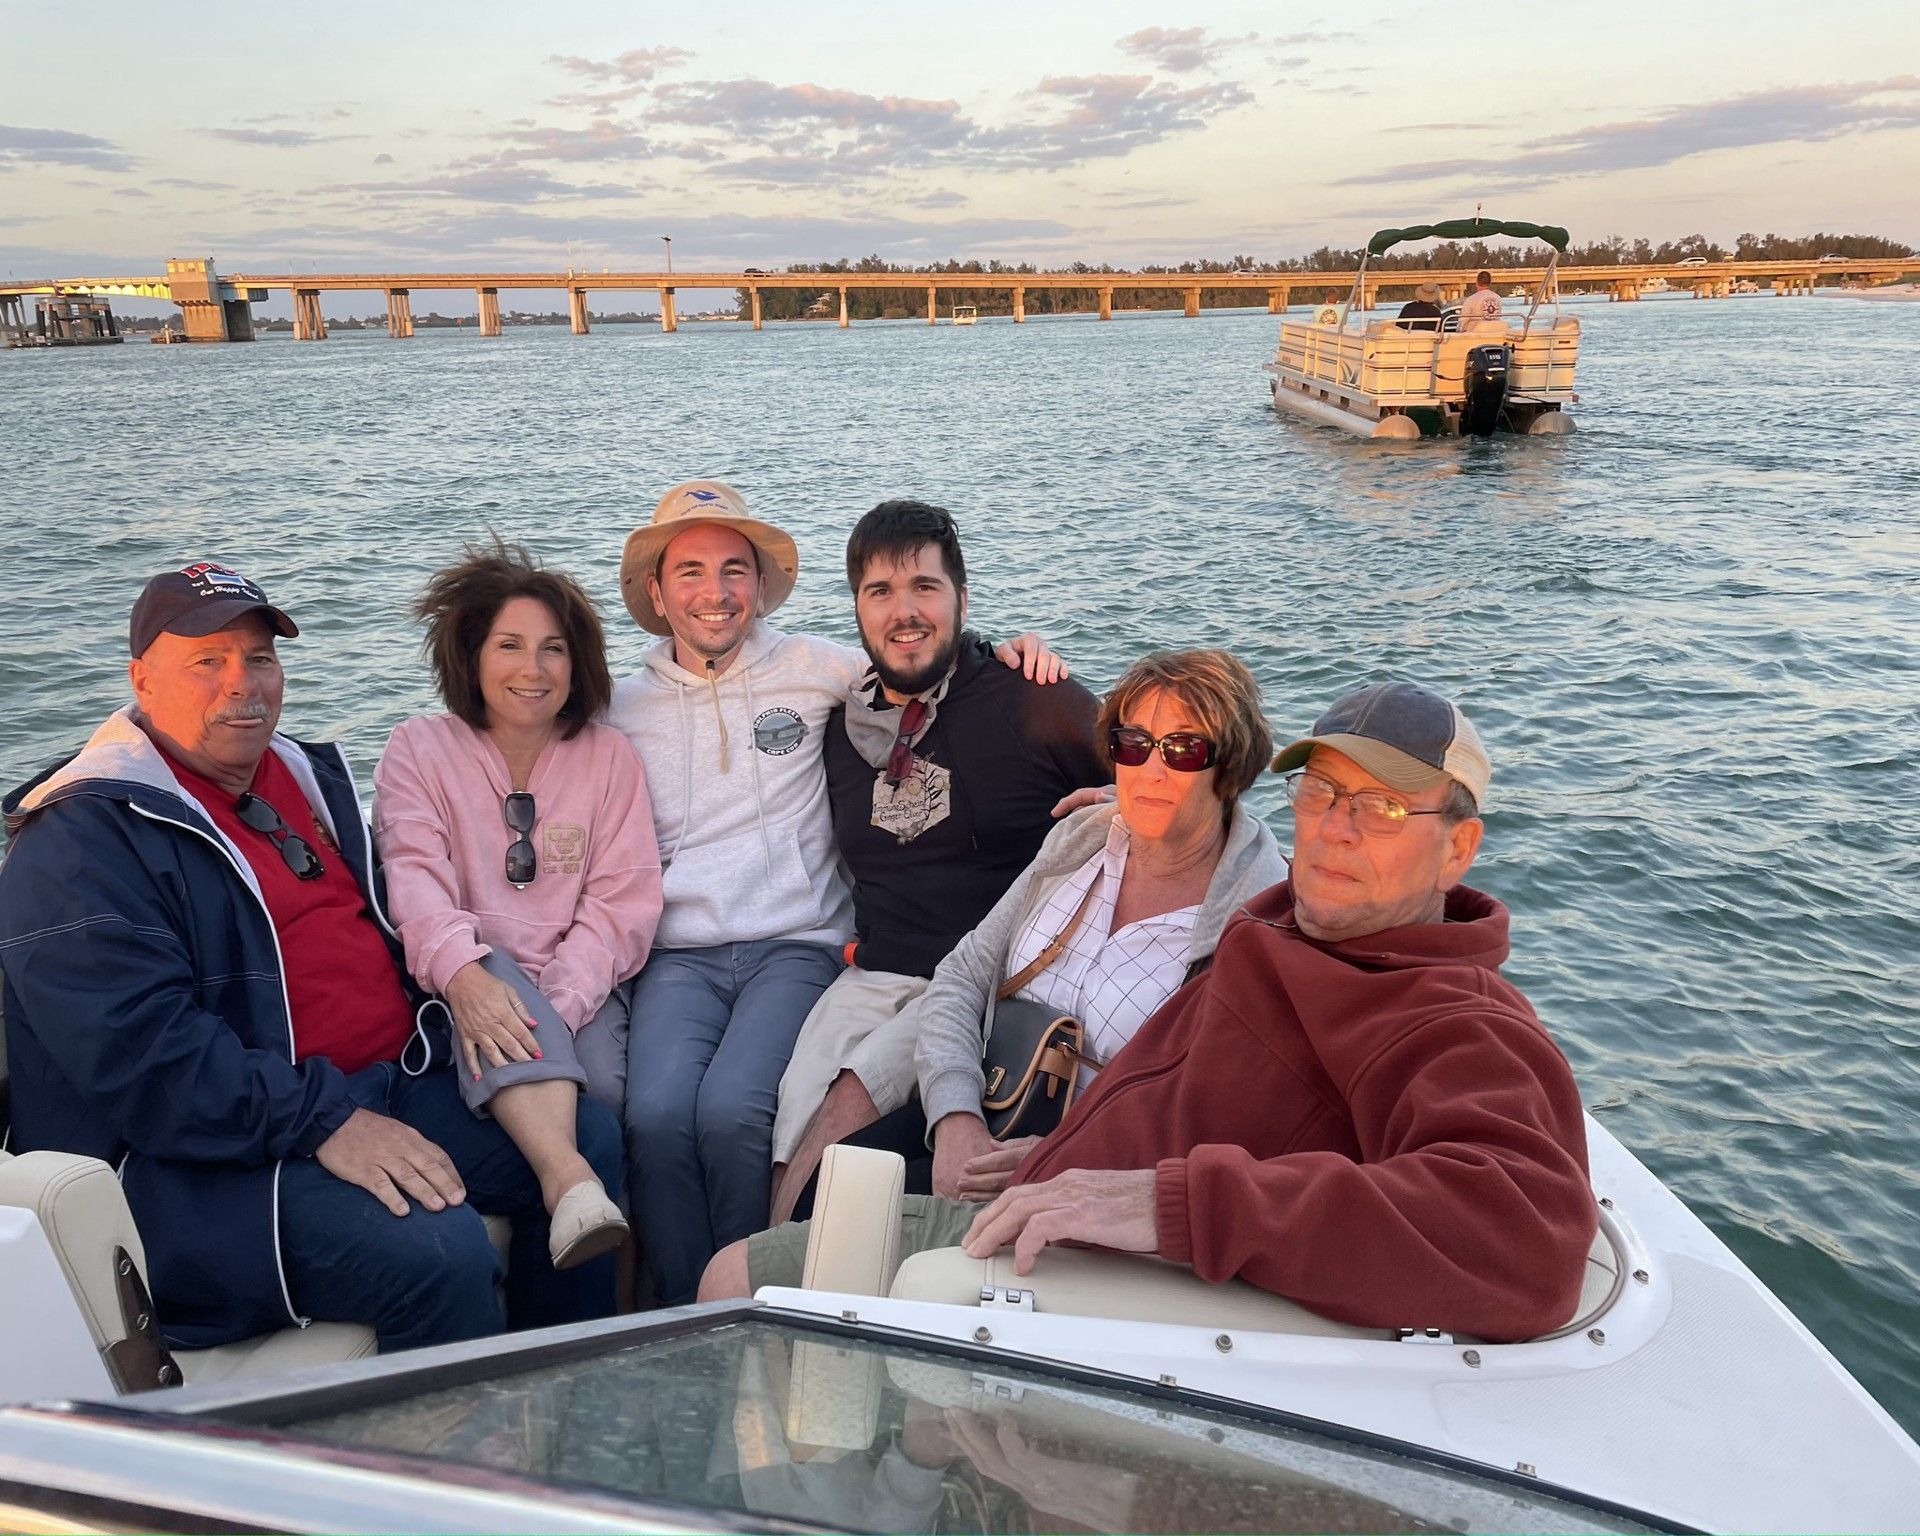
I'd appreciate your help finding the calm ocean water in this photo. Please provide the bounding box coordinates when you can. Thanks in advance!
[2,296,1917,1427]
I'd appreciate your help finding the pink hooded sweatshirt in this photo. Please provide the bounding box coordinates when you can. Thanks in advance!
[373,714,663,1033]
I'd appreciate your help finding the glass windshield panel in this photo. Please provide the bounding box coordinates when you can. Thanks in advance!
[259,1318,1655,1534]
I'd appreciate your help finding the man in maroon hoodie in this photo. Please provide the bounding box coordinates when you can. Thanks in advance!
[706,682,1595,1343]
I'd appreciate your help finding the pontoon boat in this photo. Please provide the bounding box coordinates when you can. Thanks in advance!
[1265,217,1581,439]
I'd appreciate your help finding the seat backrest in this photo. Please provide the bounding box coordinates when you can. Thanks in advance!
[799,1145,906,1297]
[0,1149,173,1387]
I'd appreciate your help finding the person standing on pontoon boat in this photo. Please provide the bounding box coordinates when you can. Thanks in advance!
[1459,270,1504,324]
[373,541,662,1274]
[585,483,1064,1306]
[704,682,1596,1344]
[0,563,625,1355]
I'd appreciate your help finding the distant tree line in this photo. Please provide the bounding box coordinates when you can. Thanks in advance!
[734,234,1916,319]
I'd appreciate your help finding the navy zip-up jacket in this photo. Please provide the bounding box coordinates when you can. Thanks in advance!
[0,706,441,1349]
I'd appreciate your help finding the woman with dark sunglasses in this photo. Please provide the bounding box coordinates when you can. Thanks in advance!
[374,540,663,1271]
[801,650,1288,1208]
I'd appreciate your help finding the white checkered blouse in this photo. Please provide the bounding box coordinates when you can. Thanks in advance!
[1003,816,1199,1087]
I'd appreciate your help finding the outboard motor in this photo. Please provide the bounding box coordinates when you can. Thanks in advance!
[1459,343,1511,437]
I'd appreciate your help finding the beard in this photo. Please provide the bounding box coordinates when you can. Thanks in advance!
[861,607,963,699]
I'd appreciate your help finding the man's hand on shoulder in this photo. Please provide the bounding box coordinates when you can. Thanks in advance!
[962,1167,1158,1274]
[992,633,1068,685]
[1050,784,1116,818]
[315,1108,466,1217]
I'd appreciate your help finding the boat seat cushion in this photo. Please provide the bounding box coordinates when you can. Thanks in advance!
[891,1244,1397,1339]
[0,1148,512,1388]
[175,1322,376,1384]
[800,1144,907,1296]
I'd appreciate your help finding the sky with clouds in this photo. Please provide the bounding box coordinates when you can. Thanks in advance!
[3,0,1916,288]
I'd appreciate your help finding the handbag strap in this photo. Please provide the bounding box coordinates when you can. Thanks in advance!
[996,874,1101,1001]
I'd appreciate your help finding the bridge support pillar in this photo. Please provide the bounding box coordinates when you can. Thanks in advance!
[660,287,678,333]
[569,288,590,334]
[1183,287,1201,318]
[1266,288,1282,314]
[927,286,937,324]
[1013,286,1025,322]
[477,287,501,336]
[749,287,762,330]
[839,288,849,327]
[386,288,414,337]
[1098,286,1112,321]
[293,288,328,340]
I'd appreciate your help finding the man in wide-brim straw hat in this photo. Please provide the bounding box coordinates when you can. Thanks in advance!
[583,480,1061,1306]
[1397,280,1445,332]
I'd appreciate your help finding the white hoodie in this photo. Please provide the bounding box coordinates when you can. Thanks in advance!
[607,620,860,951]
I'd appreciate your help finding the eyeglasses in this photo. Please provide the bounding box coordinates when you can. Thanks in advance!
[1284,771,1446,837]
[233,792,325,880]
[886,698,928,788]
[1108,725,1217,773]
[503,792,537,887]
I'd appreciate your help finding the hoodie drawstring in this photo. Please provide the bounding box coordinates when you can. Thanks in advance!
[704,660,731,774]
[668,686,694,862]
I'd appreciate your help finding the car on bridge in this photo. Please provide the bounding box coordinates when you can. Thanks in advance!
[1676,256,1710,267]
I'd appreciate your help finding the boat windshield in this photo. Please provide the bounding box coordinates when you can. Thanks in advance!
[225,1313,1661,1534]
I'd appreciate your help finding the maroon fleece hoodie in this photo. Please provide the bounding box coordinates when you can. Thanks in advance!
[1010,880,1595,1342]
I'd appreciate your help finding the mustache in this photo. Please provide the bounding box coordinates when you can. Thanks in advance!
[210,702,273,725]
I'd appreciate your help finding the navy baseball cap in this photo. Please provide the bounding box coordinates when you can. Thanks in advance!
[1272,682,1491,809]
[129,563,299,658]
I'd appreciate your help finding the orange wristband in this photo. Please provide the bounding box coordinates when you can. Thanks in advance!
[842,941,859,968]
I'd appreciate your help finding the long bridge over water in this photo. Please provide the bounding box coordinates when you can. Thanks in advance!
[4,255,1915,343]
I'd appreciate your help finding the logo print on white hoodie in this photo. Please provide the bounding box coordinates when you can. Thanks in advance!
[753,706,806,756]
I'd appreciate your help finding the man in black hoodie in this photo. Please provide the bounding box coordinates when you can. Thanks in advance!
[769,501,1106,1217]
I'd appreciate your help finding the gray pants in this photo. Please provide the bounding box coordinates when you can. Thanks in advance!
[455,950,589,1115]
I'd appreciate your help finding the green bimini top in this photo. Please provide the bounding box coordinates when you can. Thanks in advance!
[1366,218,1570,256]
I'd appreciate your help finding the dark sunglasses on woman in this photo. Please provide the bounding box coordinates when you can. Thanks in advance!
[1107,725,1217,773]
[503,791,537,888]
[233,792,326,880]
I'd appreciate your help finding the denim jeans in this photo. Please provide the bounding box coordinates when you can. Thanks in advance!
[578,940,841,1305]
[278,1060,624,1353]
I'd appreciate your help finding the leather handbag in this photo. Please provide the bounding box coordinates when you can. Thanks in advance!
[979,879,1101,1139]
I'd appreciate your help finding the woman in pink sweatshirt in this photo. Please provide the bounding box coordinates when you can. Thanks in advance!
[375,542,662,1271]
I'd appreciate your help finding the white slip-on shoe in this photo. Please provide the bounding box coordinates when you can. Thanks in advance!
[549,1179,630,1271]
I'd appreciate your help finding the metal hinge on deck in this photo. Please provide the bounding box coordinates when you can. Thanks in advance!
[1395,1326,1457,1344]
[980,1285,1036,1311]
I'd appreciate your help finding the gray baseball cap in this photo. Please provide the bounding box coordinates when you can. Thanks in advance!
[1272,682,1490,809]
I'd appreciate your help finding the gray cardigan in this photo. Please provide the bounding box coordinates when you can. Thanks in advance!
[912,801,1288,1131]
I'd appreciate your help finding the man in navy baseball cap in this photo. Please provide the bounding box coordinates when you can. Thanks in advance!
[128,562,298,658]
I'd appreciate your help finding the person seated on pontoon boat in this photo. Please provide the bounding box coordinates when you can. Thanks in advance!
[1396,282,1444,331]
[701,682,1597,1344]
[1459,270,1504,324]
[372,540,663,1273]
[0,563,625,1356]
[1313,290,1344,325]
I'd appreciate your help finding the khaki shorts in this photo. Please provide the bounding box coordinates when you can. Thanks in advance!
[745,1194,984,1292]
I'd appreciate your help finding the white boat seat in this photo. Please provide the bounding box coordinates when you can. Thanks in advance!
[891,1245,1396,1339]
[799,1144,907,1296]
[800,1146,1627,1343]
[0,1148,511,1392]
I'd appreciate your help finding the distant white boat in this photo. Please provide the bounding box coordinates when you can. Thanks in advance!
[950,304,978,326]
